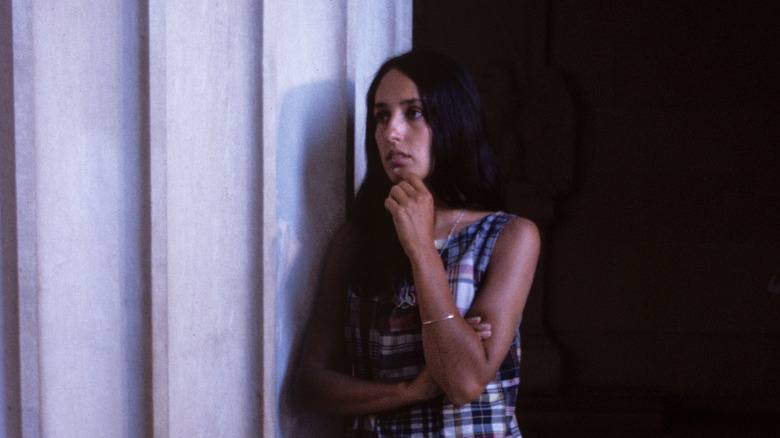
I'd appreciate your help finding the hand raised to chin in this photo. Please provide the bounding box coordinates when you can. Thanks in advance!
[383,168,436,260]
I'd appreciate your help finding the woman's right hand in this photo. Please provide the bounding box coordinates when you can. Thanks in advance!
[384,169,436,261]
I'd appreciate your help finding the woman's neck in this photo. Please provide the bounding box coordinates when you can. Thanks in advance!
[433,207,465,240]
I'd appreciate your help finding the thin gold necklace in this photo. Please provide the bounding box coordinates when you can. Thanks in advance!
[438,209,465,256]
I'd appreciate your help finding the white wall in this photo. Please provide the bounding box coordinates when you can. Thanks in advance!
[160,1,264,436]
[266,2,351,435]
[2,1,410,436]
[268,1,411,436]
[9,1,148,436]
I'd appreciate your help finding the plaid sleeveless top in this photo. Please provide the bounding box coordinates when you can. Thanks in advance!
[343,212,522,437]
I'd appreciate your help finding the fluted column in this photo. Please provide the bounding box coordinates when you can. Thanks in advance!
[3,1,410,437]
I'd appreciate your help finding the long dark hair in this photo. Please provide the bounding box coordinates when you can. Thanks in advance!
[349,50,505,297]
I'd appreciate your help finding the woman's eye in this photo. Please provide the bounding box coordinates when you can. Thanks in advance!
[374,111,389,124]
[406,108,422,120]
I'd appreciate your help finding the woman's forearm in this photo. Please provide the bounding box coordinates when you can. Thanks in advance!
[409,248,494,406]
[298,365,439,416]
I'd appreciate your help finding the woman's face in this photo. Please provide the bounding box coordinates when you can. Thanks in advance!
[373,69,433,184]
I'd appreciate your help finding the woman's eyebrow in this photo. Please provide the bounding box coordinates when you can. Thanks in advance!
[374,98,422,108]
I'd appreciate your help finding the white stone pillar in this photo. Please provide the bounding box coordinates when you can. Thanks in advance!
[11,1,149,436]
[5,0,411,436]
[266,2,411,436]
[152,0,265,437]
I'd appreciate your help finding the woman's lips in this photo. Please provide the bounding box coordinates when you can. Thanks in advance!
[387,152,410,166]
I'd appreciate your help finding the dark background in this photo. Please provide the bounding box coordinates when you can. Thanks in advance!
[414,1,780,436]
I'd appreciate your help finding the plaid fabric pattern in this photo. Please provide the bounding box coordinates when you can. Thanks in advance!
[344,212,522,437]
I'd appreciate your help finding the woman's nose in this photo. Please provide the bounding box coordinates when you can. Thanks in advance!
[386,113,404,140]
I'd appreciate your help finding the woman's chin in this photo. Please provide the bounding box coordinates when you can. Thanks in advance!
[383,167,403,183]
[384,166,429,183]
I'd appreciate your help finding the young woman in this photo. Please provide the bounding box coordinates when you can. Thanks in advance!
[298,50,540,437]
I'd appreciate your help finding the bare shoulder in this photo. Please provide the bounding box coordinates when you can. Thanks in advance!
[492,215,540,263]
[502,216,540,243]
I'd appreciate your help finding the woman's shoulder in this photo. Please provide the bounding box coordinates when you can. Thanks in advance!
[462,210,534,232]
[458,210,503,231]
[493,214,540,257]
[463,210,539,248]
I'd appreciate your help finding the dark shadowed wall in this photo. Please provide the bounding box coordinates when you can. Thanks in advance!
[415,0,780,433]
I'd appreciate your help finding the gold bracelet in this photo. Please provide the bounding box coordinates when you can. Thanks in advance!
[421,314,455,325]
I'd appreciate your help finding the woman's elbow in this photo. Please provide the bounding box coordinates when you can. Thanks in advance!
[443,378,487,407]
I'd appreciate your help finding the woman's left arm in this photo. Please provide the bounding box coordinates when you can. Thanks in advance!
[411,217,540,406]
